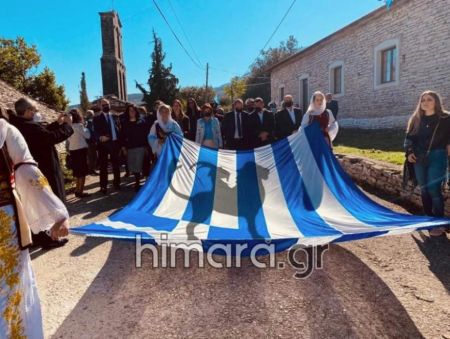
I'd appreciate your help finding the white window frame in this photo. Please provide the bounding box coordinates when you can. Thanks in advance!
[297,74,310,113]
[374,38,400,90]
[328,60,345,97]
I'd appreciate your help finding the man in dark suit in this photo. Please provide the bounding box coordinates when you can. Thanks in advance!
[93,98,122,194]
[275,94,303,140]
[249,97,275,148]
[221,99,250,150]
[326,93,339,119]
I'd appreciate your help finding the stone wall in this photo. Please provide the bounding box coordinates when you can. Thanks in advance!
[336,154,450,215]
[338,115,409,130]
[270,0,450,128]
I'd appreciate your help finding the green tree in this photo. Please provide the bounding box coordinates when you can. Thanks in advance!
[244,35,300,103]
[0,37,40,91]
[79,72,90,113]
[24,67,69,110]
[0,36,69,109]
[137,31,179,107]
[179,86,216,106]
[223,77,246,101]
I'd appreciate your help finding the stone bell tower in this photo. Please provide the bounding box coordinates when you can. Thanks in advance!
[99,11,127,101]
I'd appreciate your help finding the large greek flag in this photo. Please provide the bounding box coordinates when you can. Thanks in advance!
[71,123,449,252]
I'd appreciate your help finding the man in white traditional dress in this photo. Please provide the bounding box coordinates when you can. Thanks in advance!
[0,113,69,339]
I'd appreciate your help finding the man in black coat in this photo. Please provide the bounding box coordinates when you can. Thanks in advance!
[11,97,73,249]
[93,98,122,194]
[326,93,339,119]
[248,97,275,148]
[221,99,251,150]
[11,98,73,202]
[275,94,303,140]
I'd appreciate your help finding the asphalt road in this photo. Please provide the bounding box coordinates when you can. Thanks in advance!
[31,175,450,339]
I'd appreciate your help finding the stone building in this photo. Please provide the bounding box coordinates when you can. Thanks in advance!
[269,0,450,129]
[100,11,127,101]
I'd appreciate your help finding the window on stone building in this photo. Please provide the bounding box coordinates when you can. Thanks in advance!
[374,39,400,89]
[332,66,342,94]
[329,61,344,96]
[298,74,309,113]
[279,86,284,102]
[381,47,397,84]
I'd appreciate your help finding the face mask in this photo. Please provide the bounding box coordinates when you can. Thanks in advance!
[204,111,212,117]
[285,101,293,108]
[254,107,262,113]
[33,112,43,123]
[102,105,110,113]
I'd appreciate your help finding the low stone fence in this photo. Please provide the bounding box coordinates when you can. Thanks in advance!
[336,154,450,215]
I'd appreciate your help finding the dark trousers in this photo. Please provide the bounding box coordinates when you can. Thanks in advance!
[142,146,153,177]
[98,140,121,189]
[87,143,98,172]
[225,138,248,151]
[414,149,447,217]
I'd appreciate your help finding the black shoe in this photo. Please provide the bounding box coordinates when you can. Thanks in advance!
[114,185,121,191]
[75,192,91,198]
[89,171,99,176]
[100,188,107,195]
[32,231,68,249]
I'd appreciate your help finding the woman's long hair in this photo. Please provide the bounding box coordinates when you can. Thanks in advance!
[69,109,83,123]
[186,98,200,117]
[201,103,214,118]
[407,91,447,134]
[124,104,140,121]
[172,99,186,120]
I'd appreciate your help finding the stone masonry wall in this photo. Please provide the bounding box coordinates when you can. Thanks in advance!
[270,0,450,128]
[337,154,450,215]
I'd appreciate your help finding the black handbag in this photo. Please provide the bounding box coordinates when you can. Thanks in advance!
[414,117,441,166]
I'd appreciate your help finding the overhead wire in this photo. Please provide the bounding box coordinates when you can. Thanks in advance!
[152,0,203,69]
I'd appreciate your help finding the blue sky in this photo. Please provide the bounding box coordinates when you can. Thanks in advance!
[1,0,384,104]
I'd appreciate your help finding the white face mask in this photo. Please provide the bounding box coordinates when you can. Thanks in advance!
[33,112,43,123]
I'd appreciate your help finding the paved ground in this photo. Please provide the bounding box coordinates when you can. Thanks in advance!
[31,174,450,339]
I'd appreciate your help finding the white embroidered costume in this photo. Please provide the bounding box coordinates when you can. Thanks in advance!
[0,119,69,339]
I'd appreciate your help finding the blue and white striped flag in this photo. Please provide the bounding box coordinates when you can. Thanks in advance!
[71,123,449,253]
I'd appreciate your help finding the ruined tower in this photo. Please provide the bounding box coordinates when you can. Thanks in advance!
[99,11,127,101]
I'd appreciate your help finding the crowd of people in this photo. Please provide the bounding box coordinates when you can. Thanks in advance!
[0,89,449,338]
[63,92,340,200]
[1,90,449,245]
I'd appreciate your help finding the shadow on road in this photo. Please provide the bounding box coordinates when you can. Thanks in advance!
[51,242,423,338]
[412,231,450,293]
[65,176,136,220]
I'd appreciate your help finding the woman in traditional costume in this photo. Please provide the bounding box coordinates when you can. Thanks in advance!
[148,104,183,158]
[0,115,69,339]
[301,91,339,147]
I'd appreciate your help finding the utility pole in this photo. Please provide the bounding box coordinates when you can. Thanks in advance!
[204,62,209,103]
